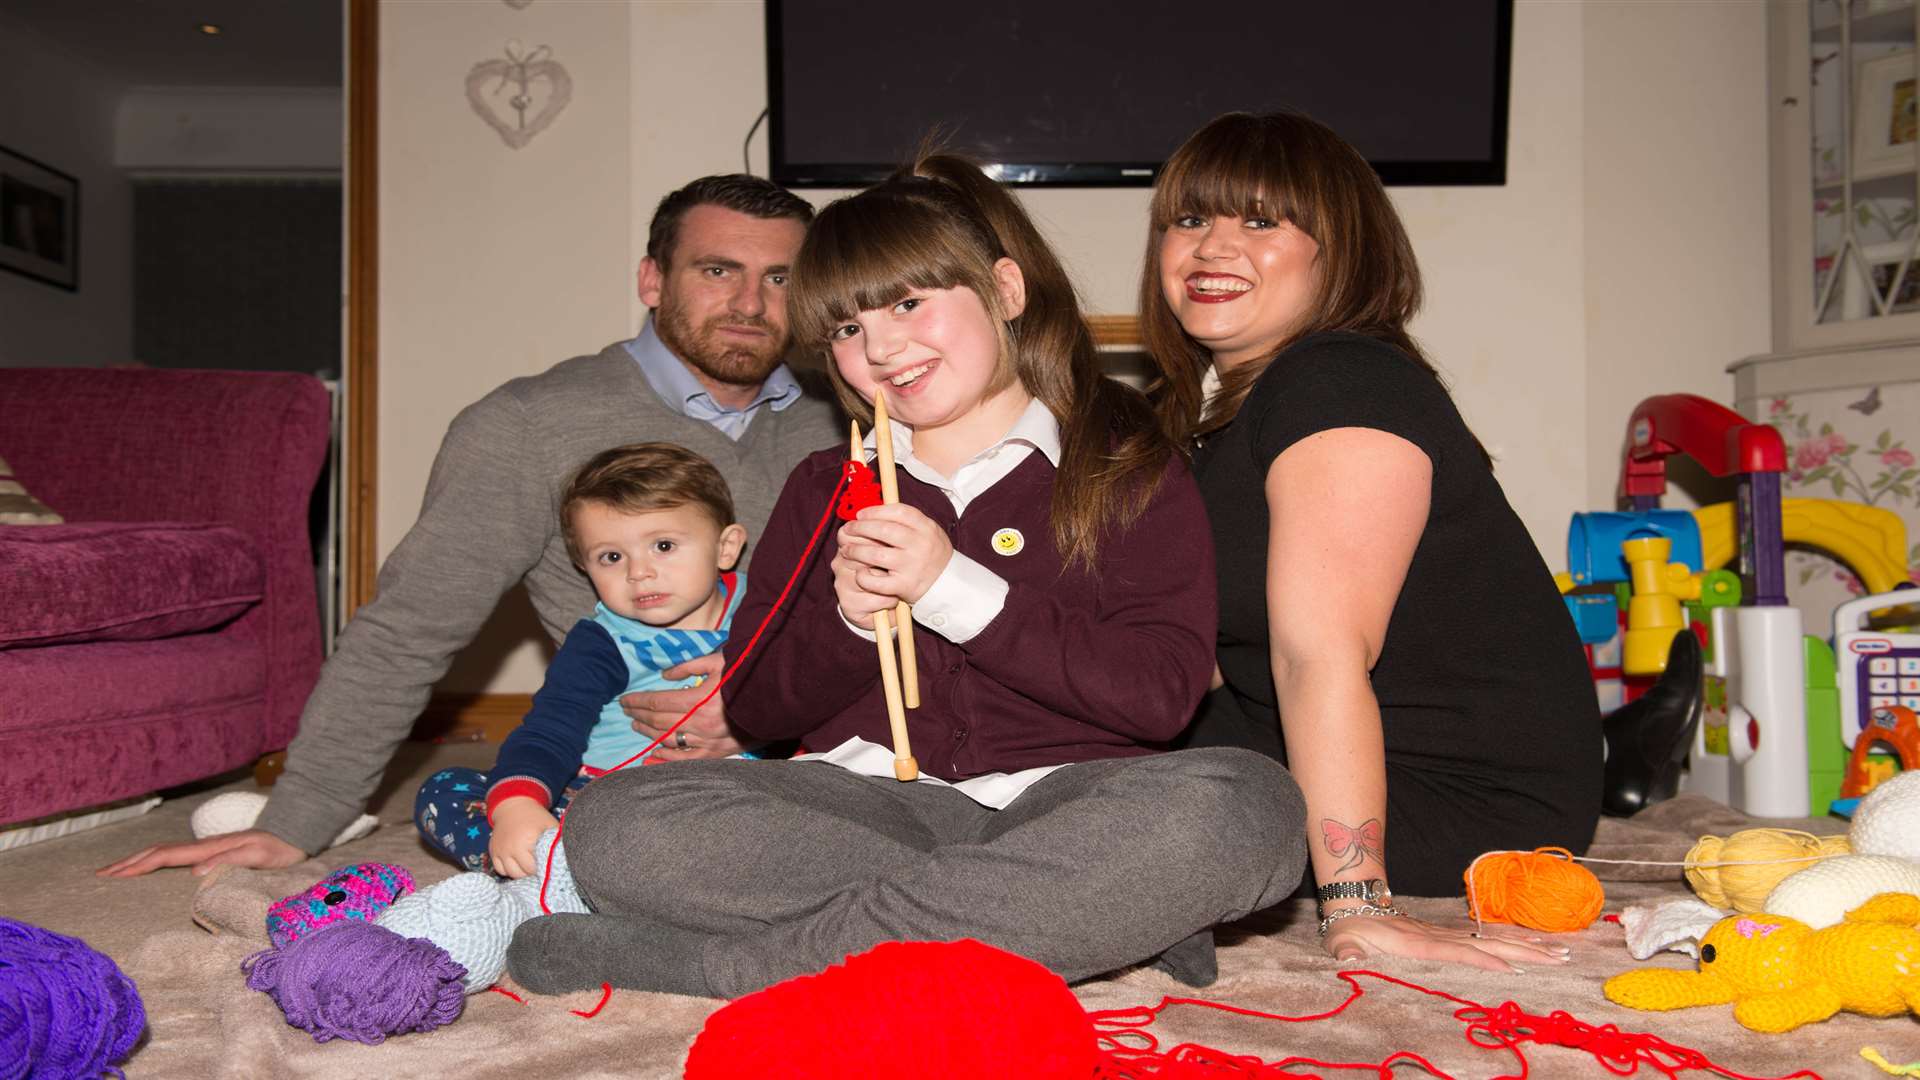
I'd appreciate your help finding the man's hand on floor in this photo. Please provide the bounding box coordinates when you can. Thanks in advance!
[97,829,305,878]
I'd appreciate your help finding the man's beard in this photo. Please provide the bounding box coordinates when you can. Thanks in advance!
[654,299,789,392]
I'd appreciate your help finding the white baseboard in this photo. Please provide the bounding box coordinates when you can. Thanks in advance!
[0,796,163,853]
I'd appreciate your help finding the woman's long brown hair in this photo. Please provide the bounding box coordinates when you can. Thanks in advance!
[790,154,1174,569]
[1140,111,1481,460]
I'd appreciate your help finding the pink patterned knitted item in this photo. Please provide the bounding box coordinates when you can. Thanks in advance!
[267,863,416,948]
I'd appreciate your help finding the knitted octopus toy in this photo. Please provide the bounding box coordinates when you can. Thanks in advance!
[1604,892,1920,1033]
[245,828,588,1043]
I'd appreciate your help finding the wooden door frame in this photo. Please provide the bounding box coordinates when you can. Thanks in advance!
[345,0,527,737]
[346,0,378,614]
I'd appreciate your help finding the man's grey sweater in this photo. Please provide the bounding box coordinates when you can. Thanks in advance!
[257,343,842,853]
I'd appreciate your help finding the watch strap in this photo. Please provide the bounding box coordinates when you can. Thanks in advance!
[1315,879,1388,905]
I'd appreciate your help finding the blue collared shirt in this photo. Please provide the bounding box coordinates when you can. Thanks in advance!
[623,318,803,440]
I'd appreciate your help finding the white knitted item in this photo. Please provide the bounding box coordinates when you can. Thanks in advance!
[1617,898,1724,960]
[1763,853,1920,929]
[190,791,378,849]
[1849,771,1920,861]
[375,828,586,994]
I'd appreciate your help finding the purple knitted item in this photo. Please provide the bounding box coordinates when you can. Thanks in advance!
[0,915,146,1079]
[241,921,466,1044]
[266,862,415,949]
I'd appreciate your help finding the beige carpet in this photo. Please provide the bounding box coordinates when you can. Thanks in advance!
[0,744,1907,1078]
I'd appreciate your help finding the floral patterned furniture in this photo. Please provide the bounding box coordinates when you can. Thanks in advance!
[1736,360,1920,632]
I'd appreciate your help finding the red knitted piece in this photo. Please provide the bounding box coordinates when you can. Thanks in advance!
[836,460,883,521]
[684,940,1097,1080]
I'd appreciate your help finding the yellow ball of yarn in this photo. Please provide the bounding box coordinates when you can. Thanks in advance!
[1682,828,1849,912]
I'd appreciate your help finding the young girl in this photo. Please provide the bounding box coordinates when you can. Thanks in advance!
[504,156,1308,999]
[412,442,750,879]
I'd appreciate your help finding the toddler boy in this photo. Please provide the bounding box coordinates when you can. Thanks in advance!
[414,442,748,877]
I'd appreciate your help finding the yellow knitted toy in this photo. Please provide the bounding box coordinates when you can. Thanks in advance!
[1603,892,1920,1033]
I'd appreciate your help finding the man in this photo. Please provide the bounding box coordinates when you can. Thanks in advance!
[103,175,839,877]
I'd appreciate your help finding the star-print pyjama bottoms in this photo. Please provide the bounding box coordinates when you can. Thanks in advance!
[413,767,593,872]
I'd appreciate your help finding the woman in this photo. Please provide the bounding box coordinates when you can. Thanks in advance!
[1143,112,1600,971]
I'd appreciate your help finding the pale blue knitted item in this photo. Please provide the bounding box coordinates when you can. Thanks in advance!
[503,828,589,918]
[375,829,586,994]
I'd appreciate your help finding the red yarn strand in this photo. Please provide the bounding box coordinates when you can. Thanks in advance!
[485,986,524,1004]
[1087,970,1825,1080]
[569,982,613,1019]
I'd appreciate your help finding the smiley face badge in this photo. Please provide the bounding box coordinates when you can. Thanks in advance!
[990,527,1024,557]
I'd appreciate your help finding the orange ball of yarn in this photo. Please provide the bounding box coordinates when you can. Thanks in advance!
[1463,847,1605,933]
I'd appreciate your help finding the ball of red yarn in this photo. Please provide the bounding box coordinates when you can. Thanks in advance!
[1463,847,1605,933]
[684,939,1097,1080]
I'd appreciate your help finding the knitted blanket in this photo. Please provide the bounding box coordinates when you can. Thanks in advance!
[0,742,1887,1078]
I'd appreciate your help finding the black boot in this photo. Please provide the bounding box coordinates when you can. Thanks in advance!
[1600,630,1704,817]
[1148,928,1218,987]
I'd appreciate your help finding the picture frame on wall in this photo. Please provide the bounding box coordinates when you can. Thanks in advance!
[1854,50,1920,181]
[0,145,79,291]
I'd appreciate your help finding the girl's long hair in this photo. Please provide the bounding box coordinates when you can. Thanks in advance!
[1141,111,1481,460]
[790,154,1175,569]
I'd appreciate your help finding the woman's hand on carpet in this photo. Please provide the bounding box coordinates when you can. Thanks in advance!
[98,828,305,878]
[1320,912,1572,973]
[621,652,747,761]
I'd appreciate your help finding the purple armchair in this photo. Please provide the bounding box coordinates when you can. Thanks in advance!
[0,368,331,828]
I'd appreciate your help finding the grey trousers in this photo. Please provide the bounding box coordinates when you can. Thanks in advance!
[558,746,1308,997]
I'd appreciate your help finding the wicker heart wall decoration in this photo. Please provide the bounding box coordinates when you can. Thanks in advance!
[466,41,572,150]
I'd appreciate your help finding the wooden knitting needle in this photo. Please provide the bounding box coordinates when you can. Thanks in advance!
[852,416,918,781]
[870,394,921,712]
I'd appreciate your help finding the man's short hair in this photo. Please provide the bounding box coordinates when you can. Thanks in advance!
[646,174,814,269]
[560,442,737,566]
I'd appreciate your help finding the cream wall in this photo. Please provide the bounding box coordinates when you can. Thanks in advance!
[1581,2,1772,512]
[379,0,634,689]
[381,0,1771,694]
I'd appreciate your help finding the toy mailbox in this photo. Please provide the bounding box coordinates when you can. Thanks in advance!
[1565,510,1704,591]
[1561,509,1703,658]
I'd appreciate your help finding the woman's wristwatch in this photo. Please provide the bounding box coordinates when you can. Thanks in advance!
[1315,878,1405,935]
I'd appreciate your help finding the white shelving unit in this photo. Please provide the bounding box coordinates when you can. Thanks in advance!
[1742,2,1920,637]
[1771,0,1920,351]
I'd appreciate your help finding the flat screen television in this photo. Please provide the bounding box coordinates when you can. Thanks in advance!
[767,0,1512,188]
